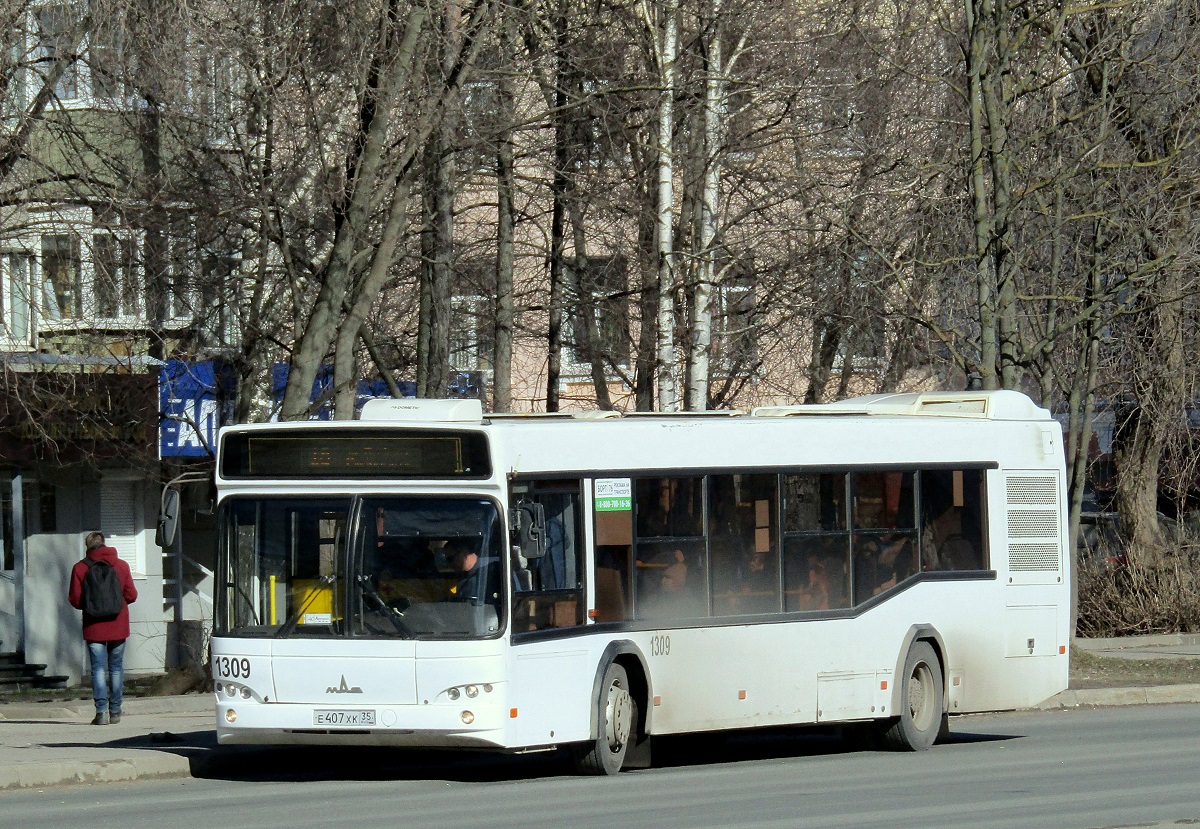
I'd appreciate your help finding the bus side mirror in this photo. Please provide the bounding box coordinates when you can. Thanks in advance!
[511,502,547,560]
[156,488,181,548]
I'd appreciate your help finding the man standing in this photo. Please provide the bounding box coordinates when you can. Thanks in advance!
[68,532,138,725]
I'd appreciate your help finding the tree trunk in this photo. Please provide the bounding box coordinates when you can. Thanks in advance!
[635,187,659,412]
[966,0,998,390]
[567,200,613,410]
[803,318,843,405]
[281,0,434,420]
[686,0,724,411]
[1063,220,1104,637]
[653,0,680,411]
[1113,263,1186,556]
[492,16,517,412]
[418,137,454,399]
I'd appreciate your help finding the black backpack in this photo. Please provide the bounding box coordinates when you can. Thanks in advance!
[82,559,125,619]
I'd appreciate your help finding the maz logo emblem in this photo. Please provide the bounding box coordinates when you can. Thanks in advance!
[326,675,363,694]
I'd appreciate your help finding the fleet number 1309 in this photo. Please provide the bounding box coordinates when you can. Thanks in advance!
[214,656,251,679]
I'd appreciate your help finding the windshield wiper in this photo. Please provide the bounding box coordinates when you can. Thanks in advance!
[356,575,415,638]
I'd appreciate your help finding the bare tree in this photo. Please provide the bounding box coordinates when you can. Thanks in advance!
[277,0,497,421]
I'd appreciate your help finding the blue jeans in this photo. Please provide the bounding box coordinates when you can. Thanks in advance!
[87,640,126,715]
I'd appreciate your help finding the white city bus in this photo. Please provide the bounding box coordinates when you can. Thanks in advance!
[210,390,1070,774]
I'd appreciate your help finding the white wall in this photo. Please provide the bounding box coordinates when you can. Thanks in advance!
[0,572,18,652]
[22,472,167,685]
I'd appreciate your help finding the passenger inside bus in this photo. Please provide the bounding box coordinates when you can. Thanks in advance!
[635,544,704,619]
[800,559,829,610]
[733,546,777,613]
[853,532,915,598]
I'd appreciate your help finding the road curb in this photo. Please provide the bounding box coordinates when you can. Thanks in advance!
[0,695,212,721]
[1041,683,1200,709]
[0,754,194,790]
[1075,633,1200,650]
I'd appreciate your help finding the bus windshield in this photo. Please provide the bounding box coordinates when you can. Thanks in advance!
[216,496,505,640]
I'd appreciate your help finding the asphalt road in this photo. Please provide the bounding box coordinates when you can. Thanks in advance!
[4,704,1199,829]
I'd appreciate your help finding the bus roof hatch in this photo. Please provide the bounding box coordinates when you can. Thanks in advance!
[359,398,484,423]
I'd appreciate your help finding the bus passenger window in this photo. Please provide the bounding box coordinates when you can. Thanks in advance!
[852,472,918,602]
[634,477,707,620]
[920,469,986,571]
[783,474,851,612]
[593,483,633,623]
[783,535,850,611]
[709,474,779,616]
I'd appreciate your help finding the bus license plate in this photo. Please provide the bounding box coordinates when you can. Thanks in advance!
[314,709,376,727]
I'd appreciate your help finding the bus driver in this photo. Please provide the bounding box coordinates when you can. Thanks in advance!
[447,538,499,606]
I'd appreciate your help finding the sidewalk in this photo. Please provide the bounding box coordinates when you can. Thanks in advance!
[0,693,216,790]
[1,636,1199,792]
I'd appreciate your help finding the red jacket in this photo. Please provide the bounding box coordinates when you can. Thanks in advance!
[68,546,138,642]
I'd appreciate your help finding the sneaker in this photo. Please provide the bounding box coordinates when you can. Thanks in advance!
[109,712,121,724]
[91,712,109,725]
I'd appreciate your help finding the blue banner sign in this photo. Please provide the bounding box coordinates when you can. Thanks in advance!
[159,360,234,458]
[270,364,416,420]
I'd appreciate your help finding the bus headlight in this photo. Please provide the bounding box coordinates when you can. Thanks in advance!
[461,711,475,724]
[444,684,495,702]
[225,709,238,723]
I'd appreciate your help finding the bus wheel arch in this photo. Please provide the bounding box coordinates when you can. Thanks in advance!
[881,638,945,751]
[574,642,651,774]
[888,625,947,712]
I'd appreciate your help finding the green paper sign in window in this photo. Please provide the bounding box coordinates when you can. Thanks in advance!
[594,478,632,512]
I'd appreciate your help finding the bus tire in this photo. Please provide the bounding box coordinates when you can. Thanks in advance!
[573,662,635,775]
[881,641,943,751]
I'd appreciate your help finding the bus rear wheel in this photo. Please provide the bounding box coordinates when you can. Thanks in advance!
[881,641,943,751]
[573,662,635,775]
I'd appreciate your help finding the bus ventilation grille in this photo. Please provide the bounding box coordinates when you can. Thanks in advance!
[1006,476,1061,573]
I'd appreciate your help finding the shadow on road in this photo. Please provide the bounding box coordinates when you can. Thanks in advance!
[177,723,1022,783]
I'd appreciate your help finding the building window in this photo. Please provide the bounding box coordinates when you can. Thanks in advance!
[41,233,81,320]
[1,253,35,345]
[92,233,141,319]
[0,480,49,572]
[200,51,237,142]
[574,41,630,167]
[712,274,757,374]
[199,253,237,348]
[450,295,494,372]
[100,478,144,577]
[88,11,130,101]
[2,39,28,125]
[567,255,630,369]
[166,217,195,322]
[35,4,81,101]
[1,481,13,572]
[450,259,496,372]
[458,79,500,177]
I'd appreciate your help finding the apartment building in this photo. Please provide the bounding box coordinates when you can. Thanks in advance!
[1,1,220,685]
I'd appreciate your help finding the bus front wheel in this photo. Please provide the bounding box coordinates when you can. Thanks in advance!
[881,641,943,751]
[573,662,635,775]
